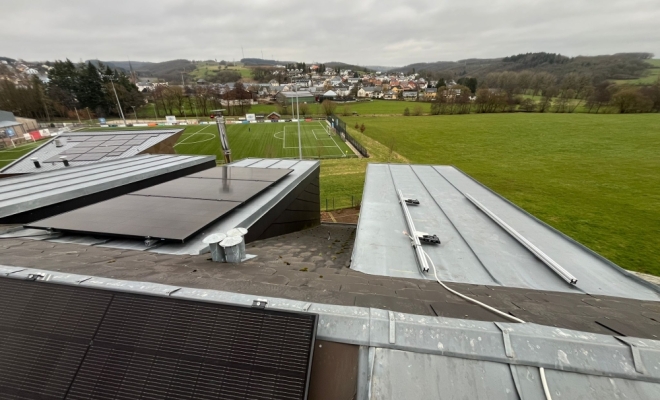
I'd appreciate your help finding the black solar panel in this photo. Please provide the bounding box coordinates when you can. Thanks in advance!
[28,195,241,241]
[189,167,293,182]
[27,167,294,242]
[132,178,273,202]
[0,278,317,400]
[74,153,106,161]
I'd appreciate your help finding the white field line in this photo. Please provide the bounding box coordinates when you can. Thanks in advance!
[316,121,345,156]
[175,132,216,146]
[174,125,213,147]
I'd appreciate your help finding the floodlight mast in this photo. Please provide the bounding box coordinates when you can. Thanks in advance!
[214,109,232,164]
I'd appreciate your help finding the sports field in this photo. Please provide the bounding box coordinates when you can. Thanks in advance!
[174,120,355,160]
[0,140,47,169]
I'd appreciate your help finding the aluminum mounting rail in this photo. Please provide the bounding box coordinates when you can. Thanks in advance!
[397,189,429,273]
[464,193,578,285]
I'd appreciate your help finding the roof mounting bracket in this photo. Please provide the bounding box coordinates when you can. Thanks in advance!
[26,273,46,281]
[302,303,312,312]
[417,232,441,245]
[403,198,419,206]
[167,288,181,296]
[615,337,647,374]
[494,322,515,358]
[252,298,268,309]
[388,311,396,344]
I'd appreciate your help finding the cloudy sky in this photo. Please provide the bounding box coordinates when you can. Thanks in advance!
[3,0,659,66]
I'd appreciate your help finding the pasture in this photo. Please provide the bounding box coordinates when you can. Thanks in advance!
[343,113,660,276]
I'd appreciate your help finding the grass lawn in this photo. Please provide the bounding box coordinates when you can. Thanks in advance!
[174,121,355,161]
[0,140,49,169]
[342,113,660,276]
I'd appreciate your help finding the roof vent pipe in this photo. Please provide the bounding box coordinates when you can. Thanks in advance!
[54,137,67,147]
[60,156,69,167]
[203,233,227,262]
[226,227,248,260]
[220,236,243,263]
[31,157,41,168]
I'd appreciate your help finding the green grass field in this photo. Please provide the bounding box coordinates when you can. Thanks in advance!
[343,113,660,276]
[0,140,48,169]
[174,121,355,160]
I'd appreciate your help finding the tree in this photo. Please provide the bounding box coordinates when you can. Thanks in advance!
[412,105,423,116]
[519,98,537,112]
[403,107,410,116]
[299,102,309,117]
[585,81,613,113]
[359,123,366,133]
[321,100,337,116]
[457,77,477,94]
[435,78,446,88]
[611,88,653,113]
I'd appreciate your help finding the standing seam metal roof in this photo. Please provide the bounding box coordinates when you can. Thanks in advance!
[352,163,660,301]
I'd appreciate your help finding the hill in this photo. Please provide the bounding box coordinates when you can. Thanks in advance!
[394,52,655,83]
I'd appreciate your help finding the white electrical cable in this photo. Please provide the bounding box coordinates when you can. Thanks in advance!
[539,367,553,400]
[422,249,526,324]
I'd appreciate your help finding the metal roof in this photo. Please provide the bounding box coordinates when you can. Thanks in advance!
[0,129,183,174]
[352,164,660,301]
[278,91,314,97]
[2,266,659,400]
[0,121,22,129]
[6,158,319,255]
[0,154,215,220]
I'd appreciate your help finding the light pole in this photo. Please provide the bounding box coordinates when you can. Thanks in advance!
[296,85,302,160]
[103,75,127,125]
[86,107,93,124]
[131,106,138,123]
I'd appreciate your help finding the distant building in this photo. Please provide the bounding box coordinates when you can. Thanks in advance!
[276,91,315,106]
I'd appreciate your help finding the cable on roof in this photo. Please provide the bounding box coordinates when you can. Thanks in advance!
[540,367,553,400]
[422,249,526,324]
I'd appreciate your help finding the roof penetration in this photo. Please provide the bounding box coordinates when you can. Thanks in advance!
[352,164,660,301]
[0,154,215,223]
[0,129,184,174]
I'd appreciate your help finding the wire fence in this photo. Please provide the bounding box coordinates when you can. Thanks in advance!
[326,115,369,158]
[322,195,362,211]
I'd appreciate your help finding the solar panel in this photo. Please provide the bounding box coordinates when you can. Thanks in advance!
[0,278,317,400]
[189,166,293,182]
[74,153,106,161]
[63,147,91,154]
[132,178,273,202]
[27,166,294,241]
[28,195,241,241]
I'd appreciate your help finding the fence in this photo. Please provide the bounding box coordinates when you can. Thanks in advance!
[326,115,369,158]
[322,195,362,211]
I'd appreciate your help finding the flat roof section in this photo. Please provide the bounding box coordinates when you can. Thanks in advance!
[352,164,660,301]
[0,154,215,223]
[0,129,183,174]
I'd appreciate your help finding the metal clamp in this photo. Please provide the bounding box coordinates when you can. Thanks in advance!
[252,298,268,309]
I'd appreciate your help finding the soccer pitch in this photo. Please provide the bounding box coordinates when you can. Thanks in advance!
[174,120,356,160]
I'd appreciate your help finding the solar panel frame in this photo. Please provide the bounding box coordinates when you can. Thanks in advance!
[188,166,293,182]
[132,178,274,202]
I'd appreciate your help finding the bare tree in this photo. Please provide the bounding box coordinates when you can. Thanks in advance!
[321,100,337,116]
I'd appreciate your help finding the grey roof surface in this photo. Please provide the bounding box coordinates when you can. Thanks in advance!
[0,129,182,174]
[278,91,314,97]
[1,256,660,399]
[1,224,659,340]
[8,158,319,255]
[352,164,660,301]
[0,154,214,219]
[0,120,22,129]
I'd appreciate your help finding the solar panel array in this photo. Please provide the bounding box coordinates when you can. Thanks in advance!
[44,134,158,163]
[27,167,293,242]
[0,277,317,400]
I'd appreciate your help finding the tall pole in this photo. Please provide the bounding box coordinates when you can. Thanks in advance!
[108,79,126,125]
[131,106,138,122]
[74,107,82,124]
[86,107,92,124]
[296,86,302,160]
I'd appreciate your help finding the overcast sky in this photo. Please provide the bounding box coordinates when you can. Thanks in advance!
[3,0,659,66]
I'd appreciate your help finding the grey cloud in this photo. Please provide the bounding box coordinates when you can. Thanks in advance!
[1,0,658,65]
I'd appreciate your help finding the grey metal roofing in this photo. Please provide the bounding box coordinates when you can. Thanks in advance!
[0,120,22,129]
[352,164,660,301]
[5,158,319,256]
[278,91,314,97]
[2,265,659,399]
[0,154,214,219]
[0,129,183,174]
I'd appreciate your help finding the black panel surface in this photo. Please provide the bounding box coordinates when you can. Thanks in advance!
[188,166,293,182]
[28,195,240,241]
[132,178,272,202]
[0,278,317,400]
